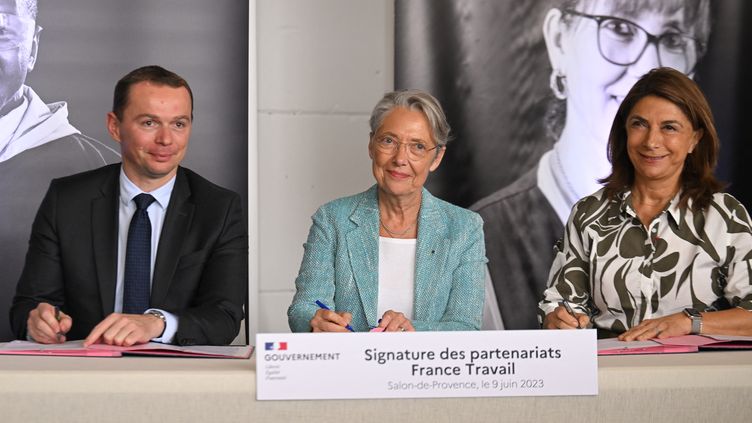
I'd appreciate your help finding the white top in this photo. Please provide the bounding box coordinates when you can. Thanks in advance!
[377,237,416,320]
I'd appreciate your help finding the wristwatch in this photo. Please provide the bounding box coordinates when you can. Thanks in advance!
[683,308,703,334]
[145,310,167,337]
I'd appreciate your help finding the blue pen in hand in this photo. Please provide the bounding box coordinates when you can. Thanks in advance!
[315,300,354,332]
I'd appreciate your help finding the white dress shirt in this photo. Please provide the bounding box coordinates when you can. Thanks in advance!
[116,169,178,343]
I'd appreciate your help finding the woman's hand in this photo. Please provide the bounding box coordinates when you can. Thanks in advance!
[378,310,415,332]
[543,306,590,329]
[618,312,691,341]
[309,309,353,332]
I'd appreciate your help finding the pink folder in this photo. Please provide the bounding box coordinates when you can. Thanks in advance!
[597,338,697,356]
[598,334,752,355]
[0,340,253,359]
[655,334,752,350]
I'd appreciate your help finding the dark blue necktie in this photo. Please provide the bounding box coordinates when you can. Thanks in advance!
[123,193,156,314]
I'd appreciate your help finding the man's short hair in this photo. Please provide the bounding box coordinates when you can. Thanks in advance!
[112,65,194,120]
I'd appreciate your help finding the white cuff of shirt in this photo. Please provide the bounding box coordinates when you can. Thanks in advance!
[539,301,560,317]
[146,308,178,344]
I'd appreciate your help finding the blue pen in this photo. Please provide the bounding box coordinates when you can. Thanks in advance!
[315,300,354,332]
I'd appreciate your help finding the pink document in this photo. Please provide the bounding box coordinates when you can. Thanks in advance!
[598,334,752,355]
[597,338,697,355]
[89,343,254,358]
[655,334,752,350]
[0,340,253,359]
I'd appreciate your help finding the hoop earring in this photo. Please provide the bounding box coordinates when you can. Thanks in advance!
[550,69,567,100]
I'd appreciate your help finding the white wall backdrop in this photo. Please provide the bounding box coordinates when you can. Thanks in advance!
[254,0,395,334]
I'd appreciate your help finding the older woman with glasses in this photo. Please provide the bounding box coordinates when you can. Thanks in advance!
[474,0,711,330]
[288,90,487,333]
[540,68,752,340]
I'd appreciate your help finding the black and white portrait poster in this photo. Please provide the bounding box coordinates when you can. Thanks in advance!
[0,0,248,341]
[396,0,752,329]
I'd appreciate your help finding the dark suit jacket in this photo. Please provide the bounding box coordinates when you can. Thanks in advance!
[10,164,248,345]
[0,134,119,342]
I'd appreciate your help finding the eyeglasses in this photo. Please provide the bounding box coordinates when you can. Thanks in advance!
[0,13,39,52]
[372,135,440,160]
[563,9,703,74]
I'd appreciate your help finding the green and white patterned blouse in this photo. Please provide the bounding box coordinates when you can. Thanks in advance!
[539,188,752,335]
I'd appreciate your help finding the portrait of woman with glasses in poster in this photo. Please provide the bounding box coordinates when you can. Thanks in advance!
[473,0,712,329]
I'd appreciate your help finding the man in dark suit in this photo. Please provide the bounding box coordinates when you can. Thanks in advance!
[10,65,247,346]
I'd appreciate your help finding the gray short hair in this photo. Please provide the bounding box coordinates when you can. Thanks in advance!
[369,89,451,147]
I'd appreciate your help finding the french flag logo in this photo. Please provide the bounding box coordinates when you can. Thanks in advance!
[265,342,288,351]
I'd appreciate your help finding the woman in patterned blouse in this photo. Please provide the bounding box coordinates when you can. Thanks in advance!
[540,67,752,339]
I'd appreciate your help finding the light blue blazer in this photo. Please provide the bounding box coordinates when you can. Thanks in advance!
[288,185,487,332]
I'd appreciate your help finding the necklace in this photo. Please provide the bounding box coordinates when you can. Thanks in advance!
[552,148,581,206]
[380,219,416,237]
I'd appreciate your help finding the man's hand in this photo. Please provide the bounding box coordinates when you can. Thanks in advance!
[83,313,165,347]
[27,303,72,344]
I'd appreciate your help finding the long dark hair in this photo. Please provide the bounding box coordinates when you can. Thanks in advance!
[600,67,723,210]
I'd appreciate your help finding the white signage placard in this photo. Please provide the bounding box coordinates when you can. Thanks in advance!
[256,330,597,400]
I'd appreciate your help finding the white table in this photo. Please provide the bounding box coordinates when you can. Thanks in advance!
[1,350,751,422]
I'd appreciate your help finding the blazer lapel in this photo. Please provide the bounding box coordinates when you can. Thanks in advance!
[92,167,120,316]
[414,189,450,321]
[151,169,194,306]
[345,186,380,327]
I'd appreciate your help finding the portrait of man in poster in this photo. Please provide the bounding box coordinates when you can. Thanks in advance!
[0,0,119,342]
